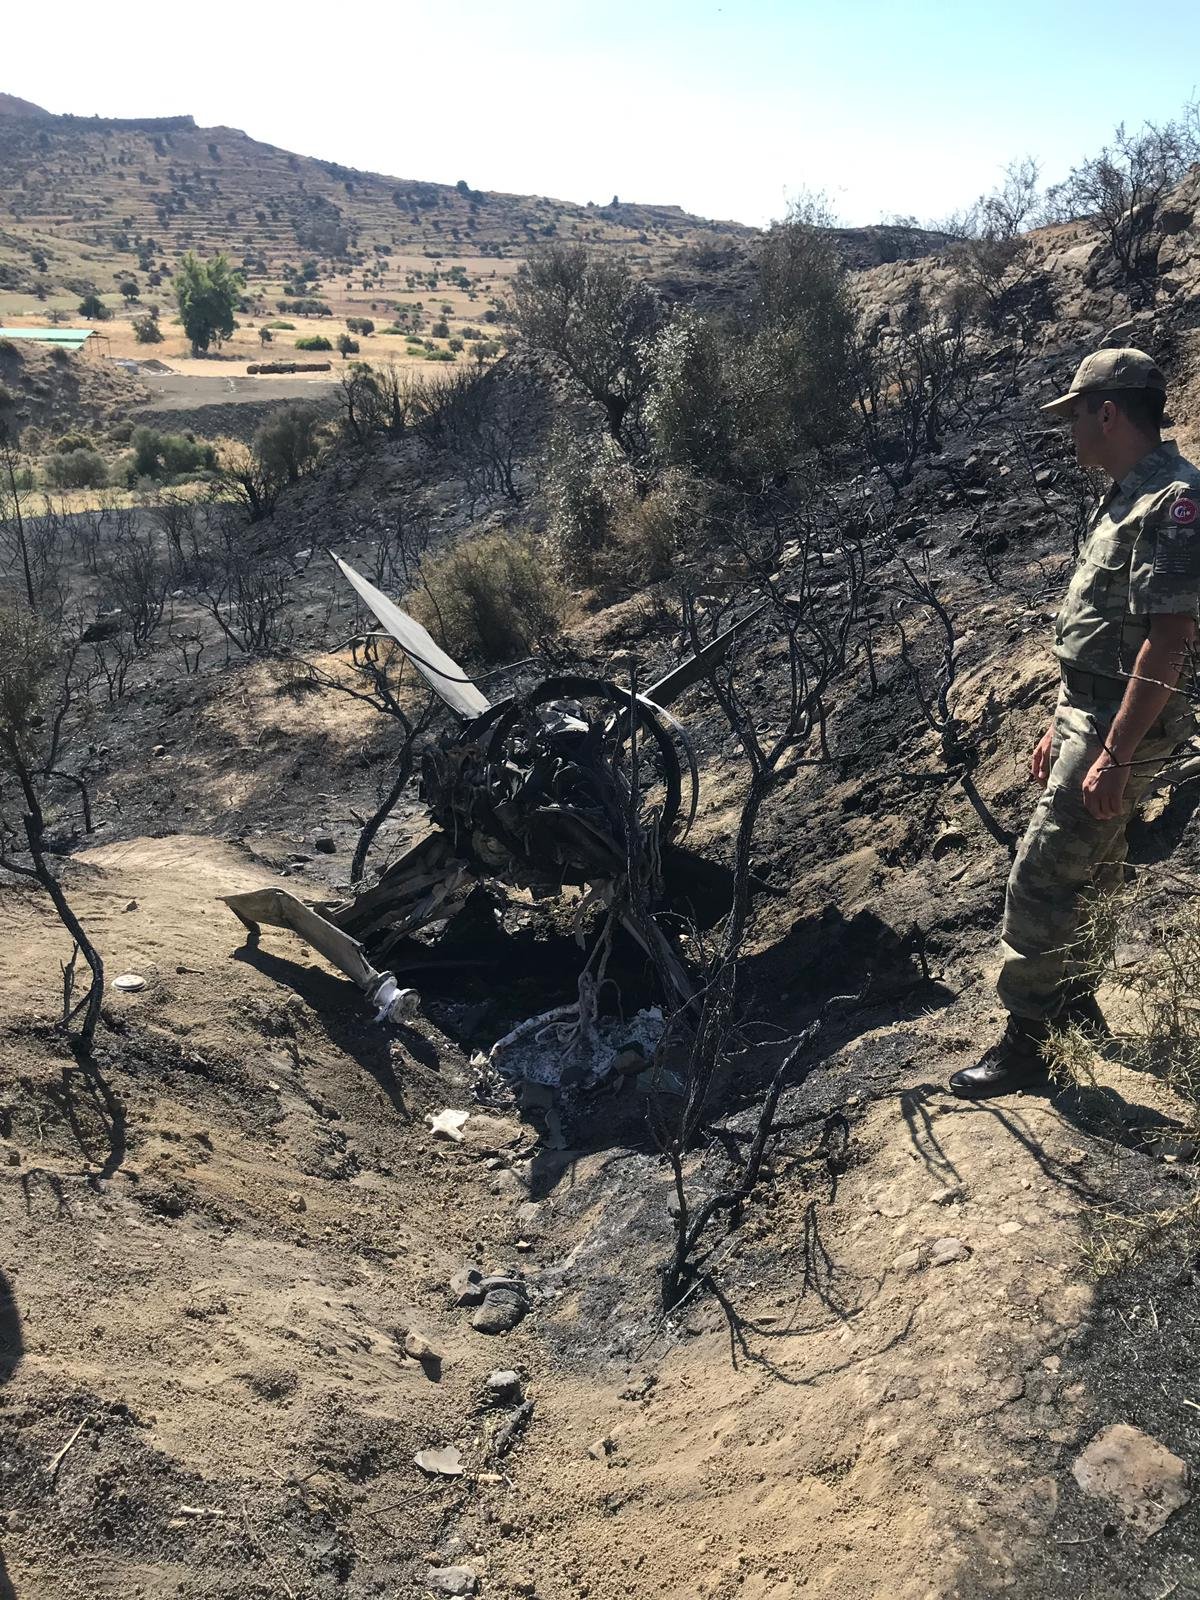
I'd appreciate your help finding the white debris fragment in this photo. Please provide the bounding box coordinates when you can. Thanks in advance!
[426,1109,470,1143]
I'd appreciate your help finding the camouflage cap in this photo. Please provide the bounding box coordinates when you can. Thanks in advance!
[1040,347,1166,416]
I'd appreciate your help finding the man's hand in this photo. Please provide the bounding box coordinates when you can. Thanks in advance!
[1030,722,1055,786]
[1082,751,1130,820]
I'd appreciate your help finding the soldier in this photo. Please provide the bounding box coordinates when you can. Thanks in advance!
[951,345,1200,1098]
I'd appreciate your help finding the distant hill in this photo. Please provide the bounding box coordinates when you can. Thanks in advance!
[0,98,957,315]
[0,99,755,308]
[0,93,51,120]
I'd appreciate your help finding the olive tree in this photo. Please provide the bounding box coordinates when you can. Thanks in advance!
[510,243,660,444]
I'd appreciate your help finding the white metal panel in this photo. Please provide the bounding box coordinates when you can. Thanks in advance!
[332,554,491,720]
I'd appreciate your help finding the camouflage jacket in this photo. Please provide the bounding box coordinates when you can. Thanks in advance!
[1054,440,1200,678]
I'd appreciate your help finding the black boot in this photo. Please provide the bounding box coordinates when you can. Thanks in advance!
[1055,988,1109,1040]
[949,1015,1052,1099]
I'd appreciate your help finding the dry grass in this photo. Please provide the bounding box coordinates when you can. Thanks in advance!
[409,528,568,664]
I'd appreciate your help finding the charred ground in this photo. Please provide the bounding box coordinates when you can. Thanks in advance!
[2,145,1200,1600]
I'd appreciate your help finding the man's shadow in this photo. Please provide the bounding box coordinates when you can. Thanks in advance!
[0,1269,22,1597]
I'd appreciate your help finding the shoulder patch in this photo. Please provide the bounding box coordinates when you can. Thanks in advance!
[1154,512,1200,578]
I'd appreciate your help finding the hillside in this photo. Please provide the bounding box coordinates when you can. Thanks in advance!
[3,107,1200,1600]
[0,98,750,314]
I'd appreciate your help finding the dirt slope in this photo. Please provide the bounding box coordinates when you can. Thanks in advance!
[3,604,1198,1599]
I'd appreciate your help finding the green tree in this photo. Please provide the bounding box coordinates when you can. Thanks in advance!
[77,294,110,321]
[511,243,661,443]
[253,405,323,485]
[132,314,163,344]
[173,251,244,356]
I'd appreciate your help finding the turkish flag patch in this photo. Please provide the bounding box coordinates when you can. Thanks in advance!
[1170,495,1198,525]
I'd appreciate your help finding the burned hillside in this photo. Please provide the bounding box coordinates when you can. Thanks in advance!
[3,120,1200,1600]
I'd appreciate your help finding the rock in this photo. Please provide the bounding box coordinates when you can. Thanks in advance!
[123,899,138,912]
[998,1220,1024,1235]
[486,1369,523,1402]
[152,744,167,757]
[472,1287,528,1335]
[287,1192,306,1213]
[928,1237,971,1267]
[930,1184,964,1206]
[450,1266,484,1306]
[426,1568,477,1597]
[588,1435,616,1460]
[426,1108,470,1143]
[313,836,336,854]
[2,1147,19,1168]
[414,1445,463,1477]
[891,1247,924,1274]
[403,1327,443,1365]
[1072,1425,1190,1538]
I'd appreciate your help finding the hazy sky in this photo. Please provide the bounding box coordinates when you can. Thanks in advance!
[8,0,1199,227]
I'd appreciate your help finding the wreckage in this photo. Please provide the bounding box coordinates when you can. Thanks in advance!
[224,557,755,1081]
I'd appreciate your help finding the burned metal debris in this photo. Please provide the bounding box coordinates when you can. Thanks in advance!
[223,557,755,1057]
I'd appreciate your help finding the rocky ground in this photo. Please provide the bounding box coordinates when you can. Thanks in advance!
[3,173,1200,1599]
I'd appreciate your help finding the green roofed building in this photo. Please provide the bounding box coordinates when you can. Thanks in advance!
[0,327,95,352]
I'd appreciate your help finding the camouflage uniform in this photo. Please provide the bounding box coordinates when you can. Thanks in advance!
[998,440,1200,1019]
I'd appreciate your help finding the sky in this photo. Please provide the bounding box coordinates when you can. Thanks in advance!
[6,0,1198,228]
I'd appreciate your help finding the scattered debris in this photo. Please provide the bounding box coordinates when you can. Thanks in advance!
[1072,1425,1191,1539]
[221,886,419,1024]
[48,1416,90,1484]
[486,1004,666,1091]
[490,1398,535,1459]
[414,1445,463,1478]
[427,1109,470,1143]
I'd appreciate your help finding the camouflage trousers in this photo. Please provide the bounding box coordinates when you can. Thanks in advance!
[998,682,1191,1020]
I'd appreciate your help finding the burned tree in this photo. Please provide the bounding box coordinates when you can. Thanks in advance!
[885,544,1015,856]
[295,632,436,887]
[652,510,866,1308]
[0,609,103,1048]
